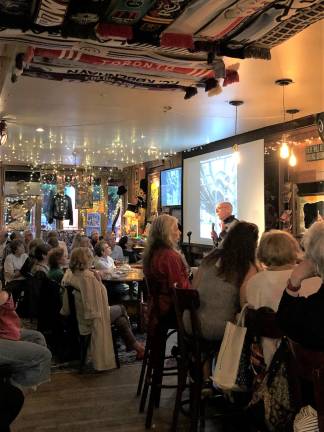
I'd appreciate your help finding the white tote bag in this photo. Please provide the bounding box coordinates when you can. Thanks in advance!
[212,304,250,391]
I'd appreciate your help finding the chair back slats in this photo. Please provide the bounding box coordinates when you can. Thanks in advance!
[172,286,201,358]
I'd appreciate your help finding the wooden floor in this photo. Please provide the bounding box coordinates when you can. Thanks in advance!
[12,363,251,432]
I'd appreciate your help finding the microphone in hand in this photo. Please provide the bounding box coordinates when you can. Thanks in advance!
[211,223,218,241]
[187,231,192,238]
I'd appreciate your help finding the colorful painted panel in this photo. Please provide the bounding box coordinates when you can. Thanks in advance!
[148,173,160,220]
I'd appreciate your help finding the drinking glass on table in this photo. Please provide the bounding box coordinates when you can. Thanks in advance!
[123,256,129,265]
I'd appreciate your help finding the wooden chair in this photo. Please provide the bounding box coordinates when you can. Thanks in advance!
[171,286,202,432]
[288,340,324,432]
[65,285,120,372]
[171,286,222,432]
[137,277,178,429]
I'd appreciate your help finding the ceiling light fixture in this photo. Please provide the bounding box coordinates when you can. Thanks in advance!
[275,78,297,166]
[36,127,44,132]
[229,100,243,164]
[288,148,297,167]
[0,120,8,145]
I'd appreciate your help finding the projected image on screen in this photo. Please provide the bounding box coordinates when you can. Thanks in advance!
[200,154,237,238]
[161,167,182,207]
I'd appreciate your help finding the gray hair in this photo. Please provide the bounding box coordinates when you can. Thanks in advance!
[303,221,324,279]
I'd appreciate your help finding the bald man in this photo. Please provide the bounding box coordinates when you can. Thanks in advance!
[211,202,239,248]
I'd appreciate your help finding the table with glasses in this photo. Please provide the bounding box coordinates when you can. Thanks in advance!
[103,266,146,332]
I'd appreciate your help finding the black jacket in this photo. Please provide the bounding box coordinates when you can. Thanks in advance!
[277,283,324,351]
[213,215,239,248]
[48,193,73,225]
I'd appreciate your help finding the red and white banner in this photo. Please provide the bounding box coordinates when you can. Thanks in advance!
[32,47,219,78]
[34,0,69,27]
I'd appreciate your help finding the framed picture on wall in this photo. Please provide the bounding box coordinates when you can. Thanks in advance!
[75,184,93,209]
[147,173,160,221]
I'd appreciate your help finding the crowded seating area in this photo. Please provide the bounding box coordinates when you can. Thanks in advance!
[0,210,323,431]
[0,2,323,430]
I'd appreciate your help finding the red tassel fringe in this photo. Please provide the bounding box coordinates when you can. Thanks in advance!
[96,23,133,40]
[160,33,194,49]
[223,69,239,86]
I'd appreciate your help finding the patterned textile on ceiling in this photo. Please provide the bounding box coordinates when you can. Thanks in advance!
[0,0,323,96]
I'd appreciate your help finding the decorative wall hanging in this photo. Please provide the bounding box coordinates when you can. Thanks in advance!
[86,212,100,227]
[0,0,322,94]
[107,185,120,232]
[47,191,73,224]
[91,200,105,213]
[5,199,33,231]
[133,0,193,46]
[61,0,108,39]
[33,0,70,29]
[105,0,155,25]
[20,44,232,96]
[147,173,160,221]
[75,184,93,209]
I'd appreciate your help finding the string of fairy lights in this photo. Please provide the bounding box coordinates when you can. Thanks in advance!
[0,127,178,168]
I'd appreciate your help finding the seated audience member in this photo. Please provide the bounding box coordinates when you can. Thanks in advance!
[93,241,115,276]
[4,240,28,284]
[246,230,301,367]
[105,232,124,262]
[118,236,139,263]
[47,237,59,249]
[0,230,9,283]
[47,231,68,259]
[71,233,82,250]
[61,247,144,370]
[277,221,324,351]
[90,230,101,249]
[72,235,93,252]
[79,235,93,251]
[20,239,44,278]
[187,222,259,343]
[93,241,129,302]
[48,247,65,284]
[0,230,9,263]
[143,214,190,325]
[0,289,52,389]
[23,230,33,252]
[31,244,51,275]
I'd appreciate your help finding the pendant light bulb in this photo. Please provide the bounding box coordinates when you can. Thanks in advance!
[288,148,297,167]
[229,100,243,165]
[232,144,240,164]
[280,141,289,159]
